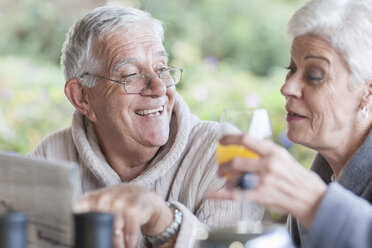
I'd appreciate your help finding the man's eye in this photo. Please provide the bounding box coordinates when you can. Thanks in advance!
[155,67,168,74]
[122,73,137,79]
[122,73,138,84]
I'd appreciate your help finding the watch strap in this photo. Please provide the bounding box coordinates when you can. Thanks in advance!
[145,202,183,246]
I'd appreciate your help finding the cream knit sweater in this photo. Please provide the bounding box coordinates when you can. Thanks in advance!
[30,94,261,247]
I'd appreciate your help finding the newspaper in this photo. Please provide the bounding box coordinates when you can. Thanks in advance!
[0,152,82,248]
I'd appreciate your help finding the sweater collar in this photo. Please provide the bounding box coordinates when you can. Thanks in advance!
[311,130,372,194]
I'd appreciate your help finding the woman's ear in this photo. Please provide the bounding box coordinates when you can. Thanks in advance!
[368,82,372,96]
[64,78,97,122]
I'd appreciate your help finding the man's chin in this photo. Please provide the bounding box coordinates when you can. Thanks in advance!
[150,137,169,147]
[142,133,170,148]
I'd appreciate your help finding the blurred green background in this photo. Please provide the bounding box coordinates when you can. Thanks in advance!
[0,0,315,166]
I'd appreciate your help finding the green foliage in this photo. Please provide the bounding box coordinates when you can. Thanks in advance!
[0,0,86,63]
[0,56,73,152]
[0,0,315,166]
[148,0,302,76]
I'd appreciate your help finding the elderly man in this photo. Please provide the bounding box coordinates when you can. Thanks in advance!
[29,6,247,248]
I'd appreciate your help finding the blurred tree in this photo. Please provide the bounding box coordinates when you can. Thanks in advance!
[141,0,303,76]
[0,0,314,166]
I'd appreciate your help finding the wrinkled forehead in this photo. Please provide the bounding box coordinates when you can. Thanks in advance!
[290,34,350,68]
[290,34,351,78]
[94,25,164,52]
[291,35,334,57]
[92,26,167,71]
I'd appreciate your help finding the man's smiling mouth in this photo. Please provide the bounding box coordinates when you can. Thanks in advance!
[135,104,165,117]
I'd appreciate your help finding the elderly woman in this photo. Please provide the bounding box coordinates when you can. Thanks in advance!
[207,0,372,247]
[29,6,250,248]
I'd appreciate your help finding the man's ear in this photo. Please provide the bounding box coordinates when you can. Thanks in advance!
[64,78,97,122]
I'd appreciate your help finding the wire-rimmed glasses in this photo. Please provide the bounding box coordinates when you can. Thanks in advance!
[80,66,183,94]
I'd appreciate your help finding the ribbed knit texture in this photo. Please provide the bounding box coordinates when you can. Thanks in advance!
[29,93,262,247]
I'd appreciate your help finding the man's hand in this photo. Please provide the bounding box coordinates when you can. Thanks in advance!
[74,184,173,248]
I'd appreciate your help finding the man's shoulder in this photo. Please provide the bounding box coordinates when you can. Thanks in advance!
[29,127,76,160]
[191,119,221,138]
[183,119,221,159]
[40,126,73,144]
[174,94,221,138]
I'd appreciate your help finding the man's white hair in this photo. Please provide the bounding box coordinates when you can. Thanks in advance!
[60,6,164,87]
[288,0,372,87]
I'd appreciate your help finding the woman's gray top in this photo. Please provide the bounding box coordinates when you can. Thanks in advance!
[288,131,372,248]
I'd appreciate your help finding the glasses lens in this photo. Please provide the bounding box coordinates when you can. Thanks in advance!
[124,74,148,93]
[161,68,182,86]
[124,68,182,93]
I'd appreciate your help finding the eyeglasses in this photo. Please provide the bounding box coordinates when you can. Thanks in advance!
[80,66,183,94]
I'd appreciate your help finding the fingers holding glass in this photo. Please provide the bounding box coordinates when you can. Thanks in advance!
[218,155,262,190]
[216,108,271,231]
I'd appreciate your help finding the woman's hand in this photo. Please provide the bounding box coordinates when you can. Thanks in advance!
[74,184,173,248]
[206,134,327,229]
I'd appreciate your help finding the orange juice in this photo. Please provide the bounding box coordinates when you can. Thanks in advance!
[216,144,259,164]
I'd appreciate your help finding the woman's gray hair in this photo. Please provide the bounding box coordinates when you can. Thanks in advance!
[288,0,372,87]
[60,6,165,87]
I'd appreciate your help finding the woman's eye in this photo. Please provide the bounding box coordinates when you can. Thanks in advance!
[306,67,325,83]
[307,74,323,81]
[285,65,296,74]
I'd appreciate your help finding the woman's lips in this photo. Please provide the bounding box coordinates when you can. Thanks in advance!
[286,111,306,121]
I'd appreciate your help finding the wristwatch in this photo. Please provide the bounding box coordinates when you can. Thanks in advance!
[145,202,183,246]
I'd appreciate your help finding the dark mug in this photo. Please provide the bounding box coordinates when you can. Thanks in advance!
[0,212,28,248]
[74,212,114,248]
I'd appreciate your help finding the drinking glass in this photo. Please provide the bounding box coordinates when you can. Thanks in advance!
[216,108,272,233]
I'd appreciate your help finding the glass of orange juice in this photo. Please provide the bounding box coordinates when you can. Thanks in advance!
[217,108,272,232]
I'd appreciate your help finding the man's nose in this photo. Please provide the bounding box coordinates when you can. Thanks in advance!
[142,75,167,96]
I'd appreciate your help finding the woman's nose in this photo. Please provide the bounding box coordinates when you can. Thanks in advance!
[280,74,303,99]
